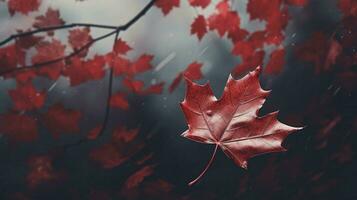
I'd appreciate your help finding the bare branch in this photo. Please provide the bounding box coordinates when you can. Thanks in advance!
[0,0,157,77]
[58,0,157,150]
[0,29,117,76]
[0,23,118,47]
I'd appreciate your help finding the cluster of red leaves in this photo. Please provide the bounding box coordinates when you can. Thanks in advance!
[0,5,165,143]
[187,0,309,76]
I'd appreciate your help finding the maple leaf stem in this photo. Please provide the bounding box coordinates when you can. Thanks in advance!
[188,144,219,186]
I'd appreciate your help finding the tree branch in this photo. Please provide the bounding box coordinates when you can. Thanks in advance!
[0,0,156,77]
[57,0,157,150]
[0,29,117,76]
[0,23,118,47]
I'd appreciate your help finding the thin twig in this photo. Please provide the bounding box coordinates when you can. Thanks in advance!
[0,23,115,47]
[0,0,157,77]
[0,29,117,76]
[59,0,157,150]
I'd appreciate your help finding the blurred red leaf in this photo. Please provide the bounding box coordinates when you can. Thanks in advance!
[189,0,211,8]
[114,39,132,55]
[90,126,144,169]
[169,62,203,93]
[110,92,129,110]
[0,113,38,142]
[285,0,308,6]
[181,67,301,185]
[34,8,65,35]
[27,155,62,188]
[9,83,46,111]
[296,32,329,73]
[233,50,265,76]
[43,103,82,139]
[265,48,285,75]
[87,126,101,140]
[208,1,240,37]
[68,27,92,57]
[191,15,207,40]
[63,55,106,86]
[124,165,156,189]
[155,0,180,15]
[0,44,25,72]
[8,0,41,16]
[32,39,66,79]
[338,0,357,16]
[247,0,281,21]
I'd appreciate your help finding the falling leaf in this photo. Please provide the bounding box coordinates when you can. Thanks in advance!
[180,66,302,185]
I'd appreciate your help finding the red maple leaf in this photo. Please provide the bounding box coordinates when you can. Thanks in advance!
[188,0,211,8]
[265,48,285,75]
[0,113,38,142]
[33,8,65,35]
[124,165,156,189]
[285,0,308,6]
[43,103,82,139]
[296,32,330,73]
[26,155,63,188]
[233,50,265,76]
[7,0,41,16]
[114,39,132,55]
[0,44,25,72]
[180,67,302,185]
[110,92,129,110]
[169,62,203,93]
[90,126,144,169]
[208,1,240,37]
[8,83,46,111]
[155,0,180,15]
[339,0,357,16]
[32,39,66,80]
[129,54,154,76]
[68,28,92,57]
[191,15,207,40]
[247,0,281,21]
[62,55,106,86]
